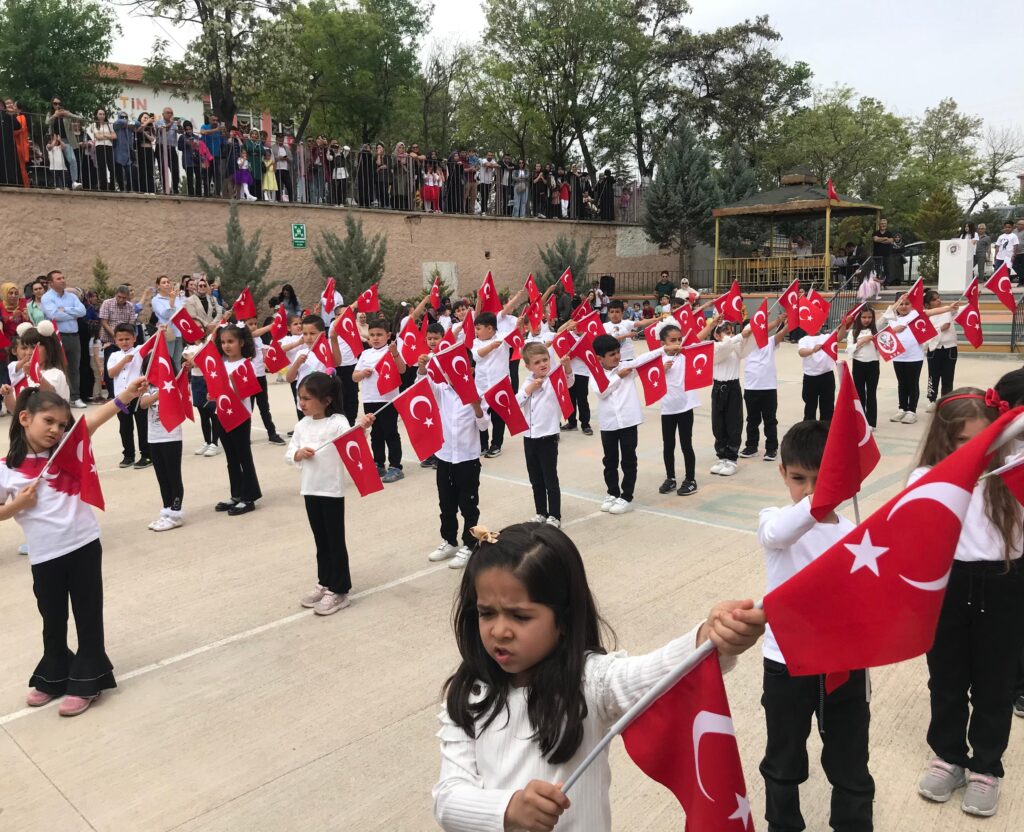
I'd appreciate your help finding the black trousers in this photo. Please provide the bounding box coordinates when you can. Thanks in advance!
[304,495,351,594]
[339,364,359,425]
[524,434,560,518]
[331,178,348,206]
[802,372,835,422]
[566,374,591,428]
[893,360,923,413]
[254,375,278,436]
[661,411,695,481]
[711,379,742,461]
[204,158,222,197]
[103,343,118,397]
[926,347,957,402]
[214,413,262,502]
[600,425,638,501]
[761,659,874,832]
[364,401,402,469]
[30,539,116,698]
[478,182,492,213]
[149,440,183,510]
[95,145,115,191]
[277,169,292,201]
[191,374,216,445]
[926,560,1024,777]
[185,165,204,197]
[744,389,779,454]
[481,407,507,451]
[436,458,481,547]
[851,360,879,428]
[117,405,149,459]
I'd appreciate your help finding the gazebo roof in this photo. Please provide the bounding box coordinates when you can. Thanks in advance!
[712,184,882,219]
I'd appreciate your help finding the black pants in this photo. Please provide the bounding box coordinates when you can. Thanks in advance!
[204,158,222,197]
[711,379,742,461]
[115,162,135,193]
[304,495,351,594]
[744,389,778,454]
[191,374,216,445]
[185,165,204,197]
[802,373,835,421]
[291,379,302,424]
[117,405,149,460]
[364,401,402,469]
[600,425,638,501]
[95,145,115,191]
[149,440,183,510]
[524,434,560,518]
[661,411,695,481]
[567,374,591,428]
[30,539,116,698]
[436,458,481,547]
[851,360,879,428]
[481,407,506,451]
[400,365,418,392]
[214,413,261,502]
[508,359,520,392]
[893,360,923,413]
[761,659,874,832]
[331,178,348,206]
[254,375,278,436]
[138,146,155,193]
[926,560,1024,777]
[103,343,118,397]
[478,182,492,213]
[1015,253,1024,287]
[338,364,359,425]
[277,168,292,201]
[926,347,957,402]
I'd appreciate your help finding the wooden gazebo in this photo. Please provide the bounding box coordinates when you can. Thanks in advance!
[711,172,882,291]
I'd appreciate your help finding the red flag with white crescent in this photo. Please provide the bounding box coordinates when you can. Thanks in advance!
[194,339,230,395]
[524,273,541,303]
[954,301,984,349]
[683,341,714,391]
[232,287,257,321]
[908,311,938,345]
[171,306,205,344]
[644,323,660,351]
[461,309,475,352]
[322,278,337,314]
[559,267,574,296]
[569,335,609,392]
[548,365,574,420]
[333,426,384,497]
[212,387,249,431]
[576,310,604,343]
[964,276,980,307]
[479,271,502,314]
[396,315,428,366]
[175,367,194,421]
[713,280,744,323]
[332,306,364,358]
[429,275,441,310]
[526,299,544,331]
[551,329,576,359]
[820,328,840,362]
[547,293,558,322]
[270,304,289,340]
[38,417,105,510]
[27,345,41,383]
[984,260,1017,312]
[374,350,402,395]
[392,377,444,461]
[310,332,336,374]
[671,305,702,345]
[780,278,800,316]
[750,299,769,349]
[842,301,868,329]
[634,355,667,406]
[873,326,905,362]
[230,359,262,399]
[356,283,380,313]
[827,178,839,201]
[504,326,525,359]
[264,339,290,374]
[797,298,829,336]
[149,335,187,432]
[483,376,528,435]
[570,298,592,322]
[433,344,478,405]
[906,278,925,315]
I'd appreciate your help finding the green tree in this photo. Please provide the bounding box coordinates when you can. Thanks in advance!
[196,202,274,307]
[311,215,387,300]
[536,236,595,289]
[91,256,113,299]
[0,0,120,115]
[716,142,759,256]
[912,190,961,245]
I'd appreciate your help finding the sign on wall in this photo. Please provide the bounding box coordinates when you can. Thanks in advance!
[291,223,307,249]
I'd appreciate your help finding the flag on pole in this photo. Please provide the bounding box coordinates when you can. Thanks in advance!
[230,359,263,399]
[796,298,828,335]
[547,293,558,322]
[570,298,593,322]
[270,304,289,340]
[429,275,441,310]
[683,341,714,390]
[548,365,574,420]
[874,326,906,362]
[524,273,541,303]
[171,306,206,344]
[393,377,444,461]
[357,283,380,313]
[559,267,574,296]
[38,417,105,510]
[333,426,384,496]
[993,455,1024,506]
[750,299,770,349]
[905,278,925,315]
[321,278,337,314]
[569,336,609,392]
[310,332,336,374]
[634,355,667,406]
[433,343,479,404]
[551,329,577,358]
[820,328,840,361]
[954,301,984,348]
[333,306,364,358]
[985,261,1016,312]
[232,287,257,321]
[827,179,839,201]
[149,335,188,432]
[175,367,194,421]
[908,312,938,345]
[479,271,502,313]
[484,376,528,435]
[396,316,428,366]
[713,280,745,323]
[374,350,402,395]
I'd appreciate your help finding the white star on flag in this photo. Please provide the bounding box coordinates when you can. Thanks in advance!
[162,380,175,393]
[424,417,434,427]
[845,530,888,576]
[728,793,751,827]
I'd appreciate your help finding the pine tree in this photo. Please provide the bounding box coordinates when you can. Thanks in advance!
[912,189,961,243]
[536,235,595,290]
[312,215,387,301]
[717,143,759,256]
[91,256,113,299]
[196,202,274,307]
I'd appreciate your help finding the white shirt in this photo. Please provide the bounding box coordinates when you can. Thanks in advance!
[603,320,636,362]
[516,355,571,438]
[846,330,879,362]
[33,368,70,403]
[995,232,1017,263]
[438,314,452,331]
[742,337,779,390]
[758,497,855,665]
[591,372,643,431]
[798,334,836,377]
[145,385,183,444]
[882,309,925,362]
[909,467,1022,562]
[319,291,344,329]
[355,345,399,404]
[0,453,101,565]
[425,373,491,464]
[107,348,144,397]
[7,361,24,387]
[471,317,516,393]
[287,413,352,497]
[712,334,743,381]
[927,311,957,350]
[294,345,332,385]
[251,339,267,377]
[651,347,700,415]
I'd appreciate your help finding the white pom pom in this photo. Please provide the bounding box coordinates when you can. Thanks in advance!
[37,320,55,337]
[15,322,33,337]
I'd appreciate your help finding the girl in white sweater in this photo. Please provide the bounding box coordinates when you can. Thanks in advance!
[433,523,764,832]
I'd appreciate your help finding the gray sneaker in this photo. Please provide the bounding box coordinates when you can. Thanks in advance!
[918,758,966,803]
[961,773,1000,817]
[300,584,327,608]
[313,591,351,616]
[381,467,405,483]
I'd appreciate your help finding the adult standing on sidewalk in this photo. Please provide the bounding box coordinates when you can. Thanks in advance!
[40,270,87,408]
[98,285,139,396]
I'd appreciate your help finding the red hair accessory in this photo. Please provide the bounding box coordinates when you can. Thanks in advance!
[984,388,1009,414]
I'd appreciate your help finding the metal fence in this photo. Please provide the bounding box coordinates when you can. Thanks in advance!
[0,110,647,223]
[1010,294,1024,353]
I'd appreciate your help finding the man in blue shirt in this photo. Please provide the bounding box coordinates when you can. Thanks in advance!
[40,269,87,408]
[200,113,224,198]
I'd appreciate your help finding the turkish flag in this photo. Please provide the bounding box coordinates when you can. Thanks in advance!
[230,359,262,399]
[993,456,1024,506]
[622,650,753,832]
[908,311,938,345]
[193,340,230,394]
[644,324,660,351]
[264,339,290,374]
[548,365,574,420]
[393,377,444,461]
[683,341,714,391]
[827,178,839,201]
[137,332,158,360]
[374,350,402,396]
[13,376,28,395]
[820,328,840,361]
[964,276,980,307]
[780,278,801,317]
[576,310,604,343]
[333,426,384,497]
[764,406,1024,676]
[750,299,770,349]
[906,278,925,315]
[842,301,868,329]
[426,356,446,386]
[526,299,543,330]
[672,305,702,345]
[634,355,667,406]
[955,301,984,348]
[212,386,249,432]
[171,306,205,344]
[460,309,475,352]
[547,293,558,322]
[356,283,380,313]
[40,417,105,510]
[332,306,364,359]
[570,336,609,392]
[479,271,502,313]
[232,287,257,321]
[434,344,478,404]
[310,332,336,374]
[504,326,525,358]
[559,267,574,296]
[27,345,41,383]
[175,367,194,421]
[270,304,289,340]
[811,363,880,521]
[797,298,828,335]
[570,298,593,322]
[149,335,187,432]
[428,276,441,310]
[551,329,576,358]
[985,261,1017,312]
[322,278,337,313]
[524,273,541,303]
[396,315,428,366]
[807,288,831,316]
[874,326,905,362]
[713,280,744,323]
[484,376,528,435]
[438,327,457,350]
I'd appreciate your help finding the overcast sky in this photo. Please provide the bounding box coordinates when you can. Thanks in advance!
[112,0,1022,131]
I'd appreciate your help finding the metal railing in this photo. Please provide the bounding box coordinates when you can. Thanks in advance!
[716,255,842,292]
[1010,294,1024,353]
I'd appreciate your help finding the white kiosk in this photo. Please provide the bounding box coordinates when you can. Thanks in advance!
[938,238,974,293]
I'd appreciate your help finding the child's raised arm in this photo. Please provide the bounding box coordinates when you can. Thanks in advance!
[757,498,818,551]
[85,377,148,435]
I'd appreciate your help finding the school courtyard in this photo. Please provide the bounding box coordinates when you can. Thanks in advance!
[1,347,1022,831]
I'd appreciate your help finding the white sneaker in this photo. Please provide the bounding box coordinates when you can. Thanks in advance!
[195,443,210,455]
[718,460,738,476]
[528,513,547,523]
[545,516,561,528]
[449,546,472,569]
[710,460,725,475]
[147,512,166,530]
[609,497,633,514]
[313,591,350,615]
[72,182,83,190]
[890,410,906,422]
[72,399,87,409]
[428,542,458,562]
[151,516,181,532]
[901,411,918,424]
[203,444,221,457]
[926,401,936,413]
[600,495,616,512]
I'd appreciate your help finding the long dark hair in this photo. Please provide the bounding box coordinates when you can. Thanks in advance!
[851,306,877,338]
[6,389,72,469]
[443,523,613,764]
[214,323,256,359]
[20,328,67,373]
[298,372,343,417]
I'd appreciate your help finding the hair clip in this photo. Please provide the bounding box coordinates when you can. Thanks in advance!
[984,388,1010,414]
[470,526,499,544]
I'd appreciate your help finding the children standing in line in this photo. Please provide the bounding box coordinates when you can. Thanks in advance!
[758,420,874,831]
[739,316,787,462]
[138,380,184,531]
[471,292,524,457]
[847,306,880,429]
[516,342,572,527]
[709,316,744,476]
[652,324,700,496]
[591,334,643,514]
[797,326,839,422]
[243,317,286,445]
[281,315,306,426]
[352,315,406,483]
[287,372,374,616]
[913,388,1023,818]
[433,522,765,831]
[2,381,148,716]
[213,323,262,516]
[106,323,150,469]
[924,288,958,412]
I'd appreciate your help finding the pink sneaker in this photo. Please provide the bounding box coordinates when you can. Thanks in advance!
[58,693,99,717]
[26,689,53,707]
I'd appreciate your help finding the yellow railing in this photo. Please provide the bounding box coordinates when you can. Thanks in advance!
[714,255,832,291]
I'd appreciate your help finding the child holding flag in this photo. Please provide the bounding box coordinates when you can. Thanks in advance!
[471,290,525,457]
[352,315,406,482]
[739,315,787,462]
[651,324,700,496]
[213,323,262,516]
[590,333,643,514]
[107,323,150,469]
[139,376,184,531]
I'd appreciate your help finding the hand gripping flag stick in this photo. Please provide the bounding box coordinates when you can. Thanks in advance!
[561,600,764,795]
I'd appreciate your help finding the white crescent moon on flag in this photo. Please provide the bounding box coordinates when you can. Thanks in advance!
[204,356,219,375]
[692,353,708,371]
[649,367,662,384]
[730,294,743,313]
[966,310,980,327]
[899,566,952,592]
[409,395,432,421]
[692,710,736,801]
[998,275,1011,293]
[753,310,765,328]
[216,394,233,414]
[853,400,871,447]
[452,355,469,374]
[556,379,566,398]
[345,440,362,463]
[495,390,509,409]
[342,317,356,335]
[886,481,971,524]
[799,305,813,321]
[76,440,85,462]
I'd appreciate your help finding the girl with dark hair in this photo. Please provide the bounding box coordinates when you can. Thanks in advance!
[274,283,301,317]
[433,522,765,830]
[847,306,880,429]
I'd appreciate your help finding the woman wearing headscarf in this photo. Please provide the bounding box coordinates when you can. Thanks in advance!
[1,281,28,384]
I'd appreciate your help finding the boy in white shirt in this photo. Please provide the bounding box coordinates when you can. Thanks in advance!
[243,317,286,445]
[352,316,406,482]
[739,315,787,463]
[106,324,149,469]
[709,317,745,476]
[758,421,873,832]
[471,291,524,457]
[516,342,573,527]
[994,221,1016,273]
[591,334,643,515]
[797,329,839,421]
[603,299,637,363]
